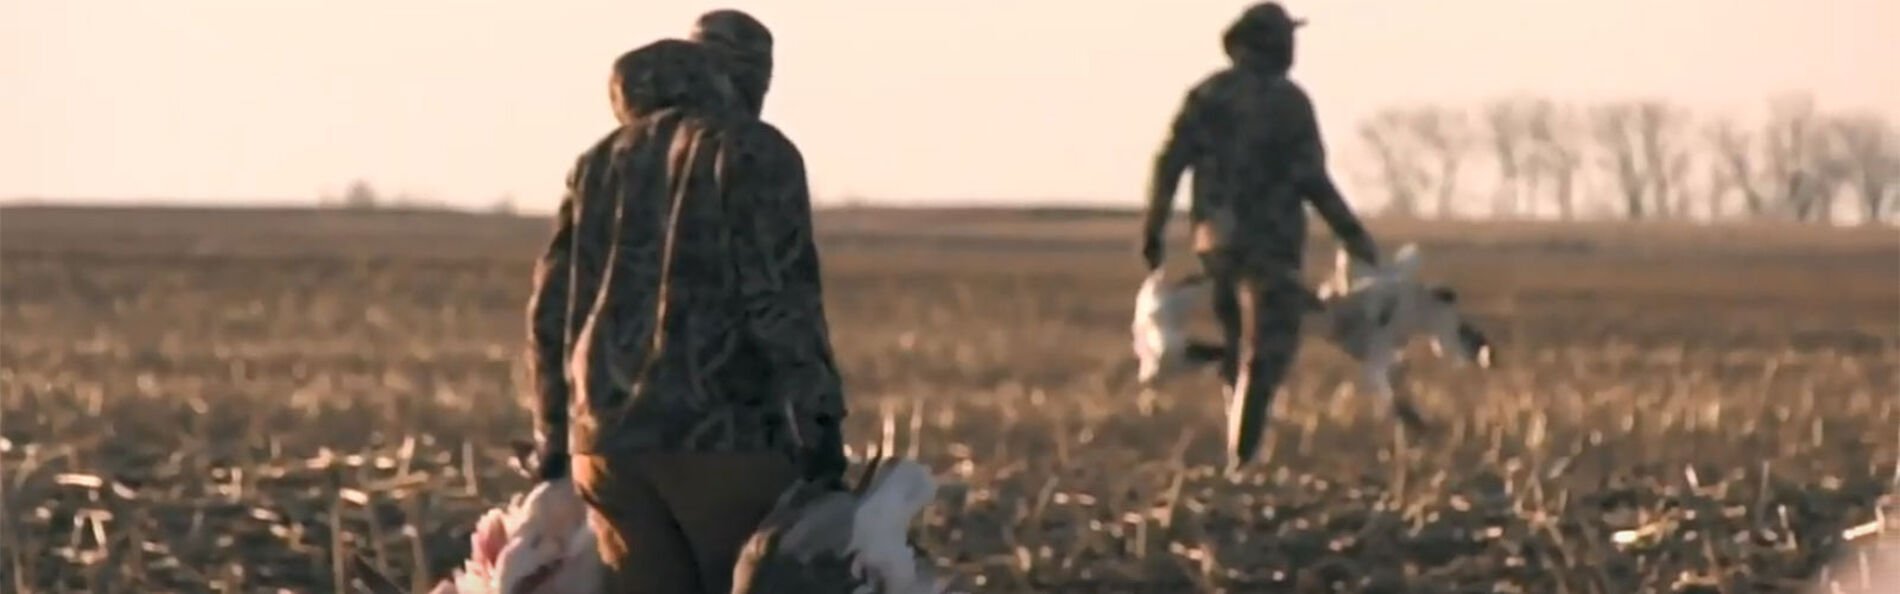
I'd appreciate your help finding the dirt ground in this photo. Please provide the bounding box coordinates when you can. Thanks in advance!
[2,205,1896,593]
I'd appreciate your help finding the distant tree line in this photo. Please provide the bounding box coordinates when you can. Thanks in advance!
[1353,93,1898,225]
[315,179,518,215]
[307,94,1897,226]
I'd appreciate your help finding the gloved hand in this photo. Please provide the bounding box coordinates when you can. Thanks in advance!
[1140,234,1164,272]
[534,448,570,482]
[801,418,849,490]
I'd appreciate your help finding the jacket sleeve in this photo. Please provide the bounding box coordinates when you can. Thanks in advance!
[1281,83,1380,265]
[524,154,589,456]
[719,122,848,444]
[1144,83,1215,242]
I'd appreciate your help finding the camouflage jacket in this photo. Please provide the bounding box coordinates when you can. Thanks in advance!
[1143,65,1379,270]
[526,111,846,457]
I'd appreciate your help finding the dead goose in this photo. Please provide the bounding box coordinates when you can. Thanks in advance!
[432,452,957,594]
[1131,268,1223,387]
[1308,243,1494,432]
[428,476,601,594]
[1130,243,1495,465]
[730,453,958,594]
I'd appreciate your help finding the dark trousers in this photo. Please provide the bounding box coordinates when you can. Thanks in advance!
[572,451,799,594]
[1199,250,1309,469]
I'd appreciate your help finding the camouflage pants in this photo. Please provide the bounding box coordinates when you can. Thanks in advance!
[1199,249,1311,469]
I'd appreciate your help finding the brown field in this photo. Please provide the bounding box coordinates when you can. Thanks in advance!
[2,205,1897,593]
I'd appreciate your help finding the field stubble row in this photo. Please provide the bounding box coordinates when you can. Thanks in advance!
[1,207,1896,593]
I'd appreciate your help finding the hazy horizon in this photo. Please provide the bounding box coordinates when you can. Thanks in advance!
[5,1,1895,214]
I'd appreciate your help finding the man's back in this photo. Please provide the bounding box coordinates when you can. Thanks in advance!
[533,37,850,594]
[1170,67,1322,261]
[567,111,840,457]
[1140,2,1381,471]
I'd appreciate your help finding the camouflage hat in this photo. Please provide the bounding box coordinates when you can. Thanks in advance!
[609,38,739,124]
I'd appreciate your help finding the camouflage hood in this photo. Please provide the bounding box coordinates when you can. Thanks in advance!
[609,38,741,125]
[691,9,774,116]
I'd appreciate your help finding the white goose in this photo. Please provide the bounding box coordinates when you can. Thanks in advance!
[1310,243,1495,429]
[430,453,956,594]
[1130,243,1494,444]
[428,477,600,594]
[1131,268,1220,388]
[731,455,958,594]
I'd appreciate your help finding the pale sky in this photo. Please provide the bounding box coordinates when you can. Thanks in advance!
[3,0,1895,212]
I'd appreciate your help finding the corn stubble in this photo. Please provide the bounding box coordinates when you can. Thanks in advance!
[2,206,1896,593]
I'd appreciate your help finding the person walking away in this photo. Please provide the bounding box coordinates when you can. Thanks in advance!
[530,10,786,476]
[523,38,849,594]
[1140,2,1383,472]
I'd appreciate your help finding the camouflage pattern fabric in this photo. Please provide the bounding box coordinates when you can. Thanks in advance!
[527,39,845,463]
[1142,2,1381,469]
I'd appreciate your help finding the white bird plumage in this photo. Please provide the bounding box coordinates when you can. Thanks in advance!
[436,457,960,594]
[430,477,600,594]
[1131,242,1494,433]
[1131,268,1214,387]
[845,460,940,592]
[735,457,959,594]
[1318,243,1493,391]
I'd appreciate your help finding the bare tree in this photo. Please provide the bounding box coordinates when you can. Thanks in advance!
[1705,118,1769,219]
[1523,100,1582,220]
[1630,101,1693,219]
[1805,159,1853,224]
[1590,103,1651,220]
[1586,101,1695,221]
[489,194,519,216]
[1700,161,1727,220]
[1358,109,1429,218]
[1406,106,1470,219]
[1354,93,1893,225]
[1481,98,1533,218]
[344,179,380,210]
[1825,113,1899,225]
[1759,93,1847,222]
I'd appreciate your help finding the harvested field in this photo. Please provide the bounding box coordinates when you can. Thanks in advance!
[2,205,1897,593]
